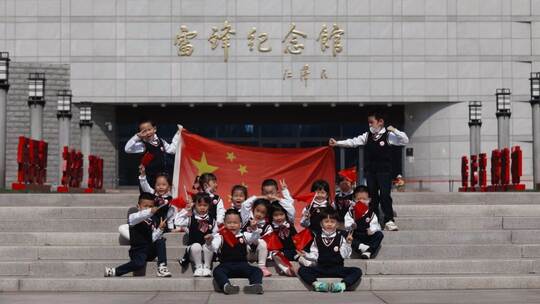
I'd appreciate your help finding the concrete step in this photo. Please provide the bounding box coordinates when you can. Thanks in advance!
[504,217,540,230]
[2,274,540,292]
[1,192,539,207]
[0,216,508,232]
[0,244,531,261]
[7,204,540,220]
[1,259,537,277]
[0,230,518,246]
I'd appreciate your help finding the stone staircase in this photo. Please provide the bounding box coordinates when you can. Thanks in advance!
[1,192,540,291]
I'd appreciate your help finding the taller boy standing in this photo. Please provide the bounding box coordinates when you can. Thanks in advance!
[329,112,408,231]
[125,119,180,189]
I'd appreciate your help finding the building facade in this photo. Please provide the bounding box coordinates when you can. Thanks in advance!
[1,0,539,190]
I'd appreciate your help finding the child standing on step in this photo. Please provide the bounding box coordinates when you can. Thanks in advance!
[297,208,362,293]
[230,184,248,211]
[105,193,172,278]
[206,209,264,295]
[344,185,384,259]
[124,119,180,190]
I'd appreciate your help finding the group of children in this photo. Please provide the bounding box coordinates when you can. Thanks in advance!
[104,118,389,295]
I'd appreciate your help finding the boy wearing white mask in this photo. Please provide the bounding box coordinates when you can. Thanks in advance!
[328,112,408,231]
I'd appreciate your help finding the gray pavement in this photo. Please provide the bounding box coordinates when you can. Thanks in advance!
[2,290,540,304]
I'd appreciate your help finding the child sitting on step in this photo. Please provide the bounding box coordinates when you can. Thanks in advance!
[175,192,216,277]
[206,209,264,295]
[105,193,171,278]
[297,208,362,293]
[344,185,384,259]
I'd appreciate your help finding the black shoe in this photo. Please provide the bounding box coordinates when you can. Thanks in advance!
[244,283,264,294]
[223,283,240,295]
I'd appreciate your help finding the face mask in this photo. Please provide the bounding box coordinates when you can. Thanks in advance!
[369,126,381,134]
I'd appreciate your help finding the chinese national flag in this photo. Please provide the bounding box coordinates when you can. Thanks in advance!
[173,128,335,223]
[353,202,369,221]
[262,232,284,251]
[292,228,313,251]
[140,152,155,167]
[338,166,357,183]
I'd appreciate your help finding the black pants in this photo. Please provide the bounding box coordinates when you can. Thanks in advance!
[213,262,263,290]
[298,265,362,289]
[115,239,167,276]
[365,171,394,223]
[352,231,384,256]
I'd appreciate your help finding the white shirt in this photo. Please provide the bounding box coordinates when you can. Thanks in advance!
[240,189,295,224]
[343,203,382,234]
[336,127,409,148]
[124,133,180,154]
[127,208,164,242]
[206,229,261,254]
[303,229,352,262]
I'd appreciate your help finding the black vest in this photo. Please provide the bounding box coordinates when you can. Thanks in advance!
[142,138,170,175]
[309,206,327,234]
[129,219,154,248]
[272,222,297,250]
[209,194,221,221]
[188,214,214,245]
[364,131,392,173]
[352,210,375,237]
[219,235,248,263]
[335,192,353,222]
[315,231,345,267]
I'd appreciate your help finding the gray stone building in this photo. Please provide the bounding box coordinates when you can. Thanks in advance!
[1,0,539,191]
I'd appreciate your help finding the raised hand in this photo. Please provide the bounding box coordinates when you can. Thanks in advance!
[328,138,337,146]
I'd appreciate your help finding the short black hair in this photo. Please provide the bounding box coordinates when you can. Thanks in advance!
[224,208,241,220]
[138,118,156,127]
[199,173,217,189]
[336,175,351,184]
[319,207,338,222]
[367,111,386,122]
[138,192,155,204]
[353,185,369,197]
[252,198,270,211]
[154,172,172,186]
[311,179,330,196]
[231,184,248,198]
[193,192,212,206]
[270,203,287,218]
[261,179,278,191]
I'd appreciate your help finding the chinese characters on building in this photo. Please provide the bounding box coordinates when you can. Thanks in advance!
[173,21,342,84]
[174,21,345,61]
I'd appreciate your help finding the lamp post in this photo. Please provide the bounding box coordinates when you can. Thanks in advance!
[57,90,72,184]
[468,101,482,156]
[495,88,511,149]
[530,72,540,190]
[79,102,93,188]
[0,52,10,189]
[28,73,46,140]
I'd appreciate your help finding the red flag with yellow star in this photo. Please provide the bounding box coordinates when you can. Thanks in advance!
[173,128,335,222]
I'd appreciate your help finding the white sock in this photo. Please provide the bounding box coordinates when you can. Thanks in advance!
[202,244,213,268]
[358,243,370,253]
[257,239,268,267]
[189,243,203,267]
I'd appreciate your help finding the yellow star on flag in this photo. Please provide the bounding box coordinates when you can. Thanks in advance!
[238,164,248,176]
[191,152,219,175]
[226,152,236,162]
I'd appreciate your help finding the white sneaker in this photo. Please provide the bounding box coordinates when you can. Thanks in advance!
[104,267,115,277]
[202,266,212,277]
[193,265,204,277]
[385,220,399,231]
[360,252,371,259]
[157,263,172,277]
